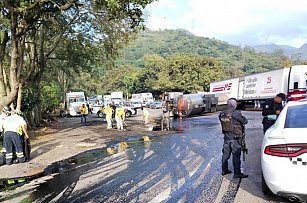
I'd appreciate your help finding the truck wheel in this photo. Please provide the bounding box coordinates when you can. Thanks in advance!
[262,174,273,195]
[210,105,217,113]
[97,111,104,118]
[125,110,132,117]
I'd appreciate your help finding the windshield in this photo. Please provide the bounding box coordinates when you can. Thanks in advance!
[69,97,85,103]
[285,104,307,128]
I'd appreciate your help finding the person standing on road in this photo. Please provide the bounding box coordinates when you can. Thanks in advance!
[262,93,286,134]
[106,104,114,129]
[142,107,150,124]
[219,98,248,179]
[80,104,88,124]
[115,105,125,131]
[1,107,29,165]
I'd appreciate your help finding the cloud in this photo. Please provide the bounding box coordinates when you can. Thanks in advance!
[145,0,307,48]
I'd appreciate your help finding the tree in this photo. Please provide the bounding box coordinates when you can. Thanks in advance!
[0,0,156,126]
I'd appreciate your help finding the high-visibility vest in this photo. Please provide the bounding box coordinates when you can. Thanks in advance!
[79,106,88,115]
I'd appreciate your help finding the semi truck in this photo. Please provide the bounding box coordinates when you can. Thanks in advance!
[210,65,307,108]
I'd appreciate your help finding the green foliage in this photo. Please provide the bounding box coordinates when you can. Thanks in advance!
[146,54,225,93]
[21,86,40,113]
[40,83,62,113]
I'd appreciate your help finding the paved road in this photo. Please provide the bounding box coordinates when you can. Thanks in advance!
[1,111,288,203]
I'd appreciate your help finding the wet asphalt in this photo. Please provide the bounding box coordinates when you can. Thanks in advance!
[0,111,289,203]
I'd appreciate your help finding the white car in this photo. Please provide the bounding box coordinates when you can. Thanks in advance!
[261,99,307,202]
[132,101,142,109]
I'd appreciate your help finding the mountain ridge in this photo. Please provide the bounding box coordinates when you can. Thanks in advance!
[253,43,307,59]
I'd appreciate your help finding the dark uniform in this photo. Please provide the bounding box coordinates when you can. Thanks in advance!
[219,104,248,178]
[262,99,284,134]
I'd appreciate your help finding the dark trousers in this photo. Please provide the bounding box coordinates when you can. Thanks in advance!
[262,119,275,134]
[81,114,87,123]
[3,131,25,164]
[222,139,242,175]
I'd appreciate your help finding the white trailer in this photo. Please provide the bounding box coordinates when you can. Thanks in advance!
[210,65,307,108]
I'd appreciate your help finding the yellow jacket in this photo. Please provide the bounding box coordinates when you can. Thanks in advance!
[116,108,125,119]
[105,106,114,118]
[79,106,88,115]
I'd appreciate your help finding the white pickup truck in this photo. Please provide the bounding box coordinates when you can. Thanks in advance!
[94,104,137,118]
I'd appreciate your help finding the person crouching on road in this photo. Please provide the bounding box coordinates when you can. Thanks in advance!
[262,93,286,134]
[80,104,88,124]
[1,107,29,165]
[15,110,31,161]
[106,104,114,129]
[219,98,248,179]
[115,105,125,131]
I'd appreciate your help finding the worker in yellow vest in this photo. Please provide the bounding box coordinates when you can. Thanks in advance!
[79,104,88,124]
[116,105,125,131]
[105,104,114,129]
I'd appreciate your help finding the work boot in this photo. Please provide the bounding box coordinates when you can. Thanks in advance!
[233,173,248,179]
[222,170,232,176]
[6,159,12,165]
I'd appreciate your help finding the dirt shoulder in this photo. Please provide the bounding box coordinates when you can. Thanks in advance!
[0,109,166,180]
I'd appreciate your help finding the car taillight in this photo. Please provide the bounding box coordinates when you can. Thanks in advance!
[288,90,307,101]
[264,144,307,157]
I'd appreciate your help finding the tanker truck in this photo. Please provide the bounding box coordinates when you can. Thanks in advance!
[172,93,218,117]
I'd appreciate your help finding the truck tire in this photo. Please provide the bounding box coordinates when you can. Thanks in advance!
[210,105,217,113]
[125,110,132,117]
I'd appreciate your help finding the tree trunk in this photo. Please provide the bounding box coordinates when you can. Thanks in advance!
[16,83,22,111]
[0,31,9,97]
[2,11,19,106]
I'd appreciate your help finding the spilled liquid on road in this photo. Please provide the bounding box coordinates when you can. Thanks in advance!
[0,116,229,203]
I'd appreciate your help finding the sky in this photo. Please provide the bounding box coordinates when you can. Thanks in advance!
[144,0,307,48]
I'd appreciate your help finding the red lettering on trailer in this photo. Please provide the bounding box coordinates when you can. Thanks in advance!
[212,83,232,92]
[267,77,272,84]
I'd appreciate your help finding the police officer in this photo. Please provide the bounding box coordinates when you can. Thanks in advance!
[262,93,286,134]
[219,98,248,178]
[1,106,29,165]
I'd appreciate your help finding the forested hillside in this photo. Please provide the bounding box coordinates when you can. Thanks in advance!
[117,29,301,77]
